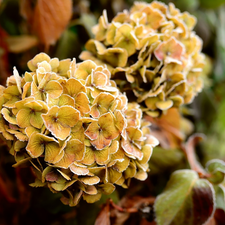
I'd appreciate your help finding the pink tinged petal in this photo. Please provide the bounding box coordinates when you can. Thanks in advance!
[55,139,85,168]
[80,176,100,185]
[154,43,166,61]
[84,121,100,140]
[79,183,98,195]
[154,37,184,62]
[90,133,111,150]
[70,163,89,176]
[145,134,159,147]
[122,138,143,160]
[90,105,100,118]
[91,71,107,88]
[75,92,90,116]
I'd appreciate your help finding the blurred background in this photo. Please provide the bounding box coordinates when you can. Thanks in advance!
[0,0,225,224]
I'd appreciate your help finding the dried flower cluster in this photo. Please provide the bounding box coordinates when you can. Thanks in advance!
[80,1,205,117]
[0,53,158,206]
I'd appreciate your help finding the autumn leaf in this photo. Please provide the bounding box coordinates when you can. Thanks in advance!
[95,201,111,225]
[184,134,207,176]
[32,0,72,48]
[5,35,38,53]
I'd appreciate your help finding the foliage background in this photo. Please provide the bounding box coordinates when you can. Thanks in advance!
[1,0,225,224]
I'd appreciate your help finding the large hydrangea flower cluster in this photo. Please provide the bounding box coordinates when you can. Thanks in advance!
[0,53,158,206]
[80,1,205,117]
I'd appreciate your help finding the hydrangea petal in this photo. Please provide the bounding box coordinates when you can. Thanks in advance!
[1,108,17,125]
[55,139,85,168]
[16,108,32,128]
[75,92,90,116]
[26,133,57,158]
[70,163,89,176]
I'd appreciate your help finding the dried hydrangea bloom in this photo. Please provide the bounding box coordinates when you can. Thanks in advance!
[0,53,158,206]
[80,1,205,117]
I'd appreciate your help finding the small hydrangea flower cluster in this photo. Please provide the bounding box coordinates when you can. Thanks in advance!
[80,1,205,117]
[0,53,158,206]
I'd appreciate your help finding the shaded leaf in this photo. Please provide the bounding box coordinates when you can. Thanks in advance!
[155,169,215,225]
[149,147,184,174]
[5,35,38,53]
[94,201,111,225]
[184,134,207,176]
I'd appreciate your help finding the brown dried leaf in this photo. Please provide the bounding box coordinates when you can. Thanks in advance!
[95,202,111,225]
[145,108,184,149]
[32,0,72,48]
[184,133,207,176]
[6,35,38,53]
[19,0,34,23]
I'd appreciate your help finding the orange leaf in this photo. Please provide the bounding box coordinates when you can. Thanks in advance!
[32,0,72,48]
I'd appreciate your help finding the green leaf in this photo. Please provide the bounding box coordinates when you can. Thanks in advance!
[174,0,199,11]
[55,29,81,60]
[79,13,97,39]
[155,169,215,225]
[214,184,225,211]
[199,0,225,9]
[149,147,184,174]
[206,159,225,184]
